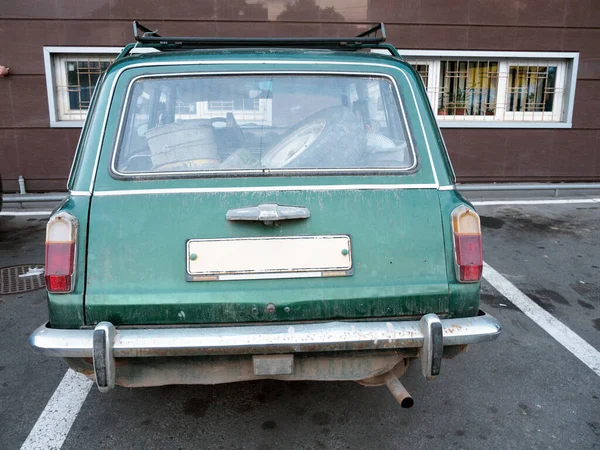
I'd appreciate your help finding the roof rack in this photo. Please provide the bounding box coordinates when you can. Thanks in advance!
[129,21,397,55]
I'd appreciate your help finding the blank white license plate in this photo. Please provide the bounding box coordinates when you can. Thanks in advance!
[186,235,352,281]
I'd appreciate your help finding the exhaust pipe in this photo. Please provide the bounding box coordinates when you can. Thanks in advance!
[384,372,414,409]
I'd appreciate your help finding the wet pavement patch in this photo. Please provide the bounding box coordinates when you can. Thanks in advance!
[0,264,45,295]
[483,208,579,235]
[480,216,505,229]
[570,282,600,302]
[578,300,595,310]
[480,293,519,311]
[261,420,277,430]
[255,380,286,403]
[588,421,600,437]
[311,411,331,426]
[0,220,46,252]
[509,215,567,233]
[182,396,213,418]
[523,288,571,313]
[480,283,519,311]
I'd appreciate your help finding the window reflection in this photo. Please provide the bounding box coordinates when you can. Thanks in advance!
[236,0,368,22]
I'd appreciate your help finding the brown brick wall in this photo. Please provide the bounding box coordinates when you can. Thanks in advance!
[0,0,598,191]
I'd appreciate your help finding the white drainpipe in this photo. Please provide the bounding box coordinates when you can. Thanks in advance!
[18,175,27,194]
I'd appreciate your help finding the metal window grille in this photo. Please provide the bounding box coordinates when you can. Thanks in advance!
[502,62,564,122]
[53,54,115,121]
[438,60,499,117]
[411,63,429,87]
[409,57,568,123]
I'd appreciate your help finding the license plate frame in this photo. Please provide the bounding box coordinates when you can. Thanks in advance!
[186,235,352,282]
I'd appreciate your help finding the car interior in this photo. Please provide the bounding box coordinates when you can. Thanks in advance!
[116,75,412,174]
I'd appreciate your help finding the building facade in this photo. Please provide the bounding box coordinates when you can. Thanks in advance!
[0,0,599,192]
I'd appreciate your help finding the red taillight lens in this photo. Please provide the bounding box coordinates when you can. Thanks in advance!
[451,206,483,283]
[45,213,78,293]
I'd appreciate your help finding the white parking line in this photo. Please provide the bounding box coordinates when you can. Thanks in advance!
[20,370,93,450]
[483,262,600,377]
[0,211,52,216]
[472,198,600,206]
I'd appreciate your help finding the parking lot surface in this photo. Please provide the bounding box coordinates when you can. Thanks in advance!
[1,198,599,450]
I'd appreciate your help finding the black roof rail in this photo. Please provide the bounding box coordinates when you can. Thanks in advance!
[356,23,385,39]
[133,21,160,39]
[132,21,388,50]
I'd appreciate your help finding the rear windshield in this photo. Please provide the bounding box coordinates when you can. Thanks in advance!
[114,75,415,175]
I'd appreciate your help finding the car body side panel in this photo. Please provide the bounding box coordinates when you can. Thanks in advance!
[437,190,481,318]
[47,195,90,328]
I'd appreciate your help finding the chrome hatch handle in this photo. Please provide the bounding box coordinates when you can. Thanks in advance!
[226,203,310,226]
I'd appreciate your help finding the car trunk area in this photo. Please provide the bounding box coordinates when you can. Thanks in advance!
[84,188,450,325]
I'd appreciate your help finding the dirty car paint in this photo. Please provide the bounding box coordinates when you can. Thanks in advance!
[47,49,479,328]
[85,188,450,325]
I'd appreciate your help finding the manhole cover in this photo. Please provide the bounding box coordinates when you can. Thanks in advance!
[0,265,46,295]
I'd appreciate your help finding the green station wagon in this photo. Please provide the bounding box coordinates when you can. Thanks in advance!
[30,23,500,408]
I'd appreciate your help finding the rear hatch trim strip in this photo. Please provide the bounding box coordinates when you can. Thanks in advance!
[92,184,439,196]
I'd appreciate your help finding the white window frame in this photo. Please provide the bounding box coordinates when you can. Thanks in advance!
[44,47,122,128]
[45,48,578,129]
[401,50,579,129]
[501,60,565,123]
[198,99,273,125]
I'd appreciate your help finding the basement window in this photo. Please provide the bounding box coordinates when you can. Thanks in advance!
[402,50,578,129]
[44,47,120,127]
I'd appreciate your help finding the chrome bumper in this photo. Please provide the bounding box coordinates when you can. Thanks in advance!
[30,312,501,390]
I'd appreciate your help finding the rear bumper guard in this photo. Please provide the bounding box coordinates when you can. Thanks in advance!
[29,311,501,391]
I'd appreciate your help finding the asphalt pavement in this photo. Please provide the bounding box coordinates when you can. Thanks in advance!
[0,197,598,450]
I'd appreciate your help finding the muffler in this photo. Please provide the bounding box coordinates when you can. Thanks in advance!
[384,372,414,409]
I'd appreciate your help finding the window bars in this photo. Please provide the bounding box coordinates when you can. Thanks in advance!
[406,57,567,123]
[53,54,115,121]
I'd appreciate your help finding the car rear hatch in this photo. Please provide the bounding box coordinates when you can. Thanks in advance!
[84,68,449,326]
[86,188,448,325]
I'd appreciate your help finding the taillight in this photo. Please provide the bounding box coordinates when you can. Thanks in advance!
[451,205,483,283]
[45,213,78,293]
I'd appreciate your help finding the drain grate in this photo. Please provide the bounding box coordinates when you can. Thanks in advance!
[0,265,46,295]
